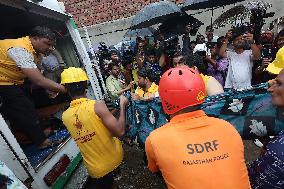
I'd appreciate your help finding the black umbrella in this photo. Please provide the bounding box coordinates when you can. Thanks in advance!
[212,5,248,29]
[131,0,182,30]
[124,27,155,38]
[182,0,246,11]
[159,12,203,36]
[212,1,272,29]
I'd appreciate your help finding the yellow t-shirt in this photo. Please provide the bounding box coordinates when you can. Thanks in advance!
[146,110,251,189]
[0,36,38,85]
[200,73,211,88]
[62,98,123,178]
[135,82,159,98]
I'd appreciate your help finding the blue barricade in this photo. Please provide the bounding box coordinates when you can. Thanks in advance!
[125,83,284,144]
[126,98,168,144]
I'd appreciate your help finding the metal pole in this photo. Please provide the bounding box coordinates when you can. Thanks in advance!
[211,8,214,26]
[83,26,109,99]
[66,19,103,100]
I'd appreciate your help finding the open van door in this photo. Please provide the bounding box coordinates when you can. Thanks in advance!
[0,1,103,188]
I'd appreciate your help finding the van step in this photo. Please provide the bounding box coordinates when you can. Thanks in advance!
[21,129,70,168]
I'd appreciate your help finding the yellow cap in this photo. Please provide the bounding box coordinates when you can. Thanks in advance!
[266,46,284,75]
[61,67,89,84]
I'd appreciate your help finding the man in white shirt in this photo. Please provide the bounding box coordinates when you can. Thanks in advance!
[219,29,261,90]
[205,26,219,43]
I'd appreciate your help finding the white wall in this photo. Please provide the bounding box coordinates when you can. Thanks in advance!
[27,0,66,14]
[192,0,284,37]
[79,17,133,47]
[79,0,284,47]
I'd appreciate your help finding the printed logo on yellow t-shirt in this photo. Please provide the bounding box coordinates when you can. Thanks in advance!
[73,114,96,144]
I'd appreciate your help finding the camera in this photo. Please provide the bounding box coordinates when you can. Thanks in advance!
[97,42,111,61]
[249,6,275,44]
[196,51,207,57]
[231,5,274,46]
[122,49,135,65]
[163,34,179,57]
[261,44,277,59]
[189,21,202,36]
[206,42,216,49]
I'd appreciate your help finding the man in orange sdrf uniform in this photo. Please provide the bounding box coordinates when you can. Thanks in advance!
[145,67,251,189]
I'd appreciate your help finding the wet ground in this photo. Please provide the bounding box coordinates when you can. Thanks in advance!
[64,140,260,189]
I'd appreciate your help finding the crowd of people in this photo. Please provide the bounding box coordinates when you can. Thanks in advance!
[98,26,284,106]
[70,23,284,189]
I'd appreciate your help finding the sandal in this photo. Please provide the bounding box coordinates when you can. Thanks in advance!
[38,139,63,150]
[43,128,58,137]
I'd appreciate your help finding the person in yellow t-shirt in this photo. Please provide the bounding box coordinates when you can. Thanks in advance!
[146,67,251,189]
[61,67,128,189]
[132,67,159,101]
[172,52,224,96]
[0,26,66,149]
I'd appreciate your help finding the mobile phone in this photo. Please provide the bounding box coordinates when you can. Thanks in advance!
[261,44,273,59]
[196,51,206,57]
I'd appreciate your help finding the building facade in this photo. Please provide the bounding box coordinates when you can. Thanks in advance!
[60,0,284,46]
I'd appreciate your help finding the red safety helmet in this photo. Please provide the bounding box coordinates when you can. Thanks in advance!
[159,67,206,115]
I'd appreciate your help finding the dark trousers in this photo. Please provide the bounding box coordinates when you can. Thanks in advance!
[83,170,119,189]
[0,85,46,145]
